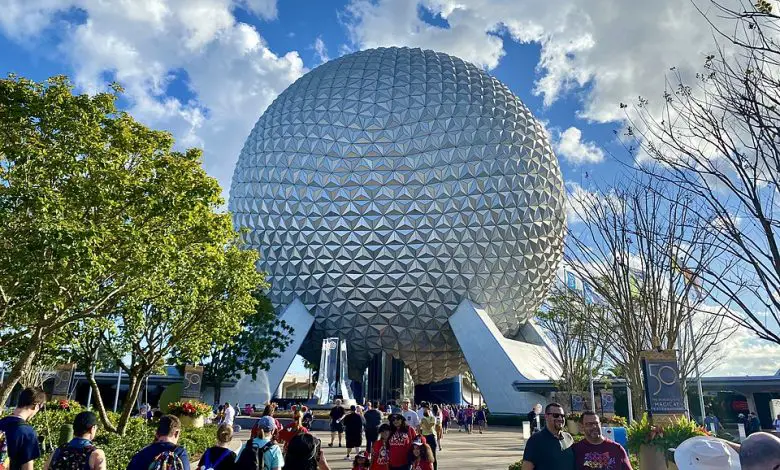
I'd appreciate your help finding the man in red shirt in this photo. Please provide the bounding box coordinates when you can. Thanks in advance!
[572,411,632,470]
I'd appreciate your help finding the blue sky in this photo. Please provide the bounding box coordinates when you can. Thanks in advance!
[1,0,778,376]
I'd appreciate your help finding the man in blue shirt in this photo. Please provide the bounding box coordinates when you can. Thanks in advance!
[126,415,190,470]
[44,411,106,470]
[0,387,46,470]
[237,416,284,470]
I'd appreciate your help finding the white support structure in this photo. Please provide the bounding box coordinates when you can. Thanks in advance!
[449,299,560,415]
[220,298,314,405]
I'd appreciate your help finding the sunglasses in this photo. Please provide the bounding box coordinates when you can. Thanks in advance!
[546,413,566,419]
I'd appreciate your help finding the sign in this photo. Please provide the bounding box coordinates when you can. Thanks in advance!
[600,390,615,415]
[571,392,587,413]
[640,350,686,417]
[181,365,203,399]
[52,363,76,400]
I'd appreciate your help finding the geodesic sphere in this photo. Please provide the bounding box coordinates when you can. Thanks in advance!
[230,47,565,383]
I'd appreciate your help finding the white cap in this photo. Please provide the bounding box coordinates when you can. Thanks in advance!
[674,436,741,470]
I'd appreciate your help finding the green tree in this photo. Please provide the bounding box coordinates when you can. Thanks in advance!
[0,75,271,414]
[199,292,292,404]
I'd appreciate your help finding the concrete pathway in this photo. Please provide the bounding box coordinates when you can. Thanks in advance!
[229,426,526,470]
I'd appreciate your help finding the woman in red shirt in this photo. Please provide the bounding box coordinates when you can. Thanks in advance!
[387,413,419,470]
[278,411,309,452]
[370,423,391,470]
[410,438,434,470]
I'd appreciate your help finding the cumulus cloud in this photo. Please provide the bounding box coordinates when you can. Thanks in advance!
[708,323,780,376]
[555,127,605,164]
[342,0,744,123]
[0,0,305,196]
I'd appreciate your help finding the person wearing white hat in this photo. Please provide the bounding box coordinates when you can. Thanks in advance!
[674,436,741,470]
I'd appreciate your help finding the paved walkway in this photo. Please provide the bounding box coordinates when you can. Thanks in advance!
[225,426,524,469]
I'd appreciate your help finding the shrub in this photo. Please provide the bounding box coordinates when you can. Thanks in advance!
[25,407,216,470]
[604,415,627,427]
[627,413,708,454]
[508,460,523,470]
[44,399,83,412]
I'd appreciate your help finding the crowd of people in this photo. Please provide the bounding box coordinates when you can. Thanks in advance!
[4,386,779,470]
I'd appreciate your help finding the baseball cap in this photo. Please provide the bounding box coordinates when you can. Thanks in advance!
[258,416,276,432]
[356,451,369,459]
[412,437,424,446]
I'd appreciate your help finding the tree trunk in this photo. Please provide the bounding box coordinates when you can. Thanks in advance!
[0,330,42,409]
[116,372,142,435]
[214,385,222,405]
[85,367,118,433]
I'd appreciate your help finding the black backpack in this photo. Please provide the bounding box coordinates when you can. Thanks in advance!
[147,445,186,470]
[235,440,274,470]
[49,445,96,470]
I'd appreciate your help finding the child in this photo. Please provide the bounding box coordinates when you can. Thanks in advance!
[352,450,370,470]
[410,437,434,470]
[370,423,391,470]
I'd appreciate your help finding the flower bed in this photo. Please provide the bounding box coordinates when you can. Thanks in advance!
[627,413,708,456]
[167,400,212,418]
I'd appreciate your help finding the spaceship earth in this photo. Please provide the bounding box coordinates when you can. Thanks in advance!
[230,47,565,383]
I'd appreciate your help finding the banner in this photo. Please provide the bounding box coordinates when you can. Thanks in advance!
[640,350,686,418]
[600,390,615,415]
[52,363,76,400]
[566,271,578,291]
[570,392,587,413]
[181,365,204,399]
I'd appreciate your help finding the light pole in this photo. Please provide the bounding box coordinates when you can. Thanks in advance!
[113,367,121,412]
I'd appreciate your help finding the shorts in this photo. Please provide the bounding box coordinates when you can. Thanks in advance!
[330,420,344,433]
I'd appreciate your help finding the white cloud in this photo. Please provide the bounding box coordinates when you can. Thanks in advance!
[0,0,305,196]
[555,127,605,164]
[342,0,749,123]
[313,36,329,64]
[707,323,780,376]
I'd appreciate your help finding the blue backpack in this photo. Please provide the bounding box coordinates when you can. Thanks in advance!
[199,448,233,470]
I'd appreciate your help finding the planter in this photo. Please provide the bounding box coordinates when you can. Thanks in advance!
[639,444,667,470]
[566,421,579,435]
[178,415,205,428]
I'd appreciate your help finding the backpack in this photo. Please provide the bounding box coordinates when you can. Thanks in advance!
[147,446,186,470]
[199,448,232,470]
[235,440,274,470]
[50,445,96,470]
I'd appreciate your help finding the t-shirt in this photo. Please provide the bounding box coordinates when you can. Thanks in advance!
[573,439,632,470]
[412,460,434,470]
[521,427,574,470]
[388,428,417,467]
[401,409,420,428]
[197,446,236,470]
[0,416,41,470]
[420,415,436,436]
[370,440,389,470]
[126,441,191,470]
[223,406,235,426]
[364,409,382,432]
[277,425,308,448]
[330,406,345,422]
[236,438,283,470]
